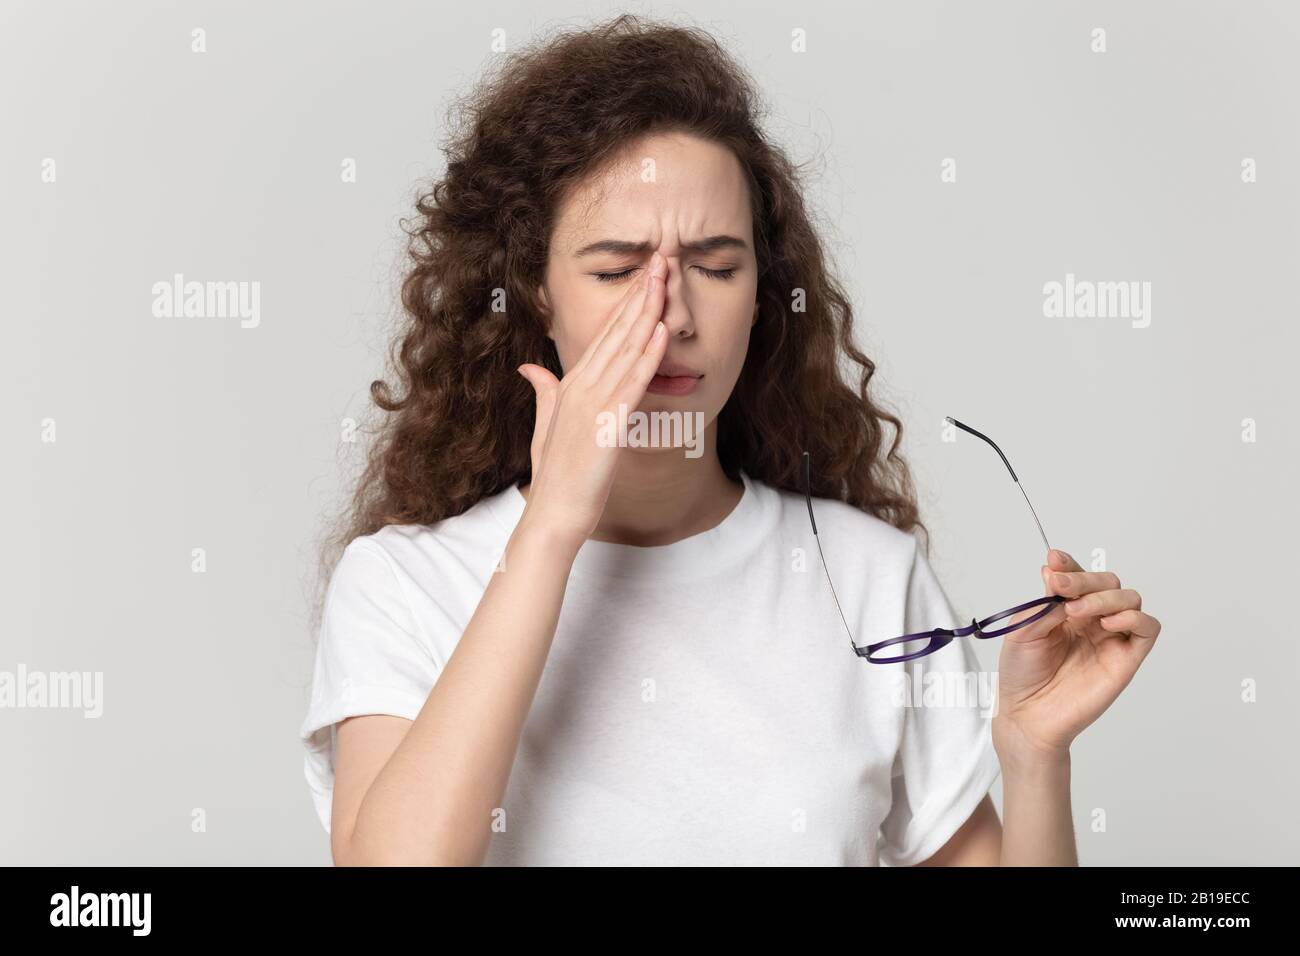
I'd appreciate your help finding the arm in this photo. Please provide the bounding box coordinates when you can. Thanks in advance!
[916,749,1077,866]
[332,518,580,866]
[920,547,1162,866]
[328,252,671,867]
[920,542,1164,867]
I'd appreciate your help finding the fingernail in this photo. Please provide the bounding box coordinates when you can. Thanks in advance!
[652,321,666,340]
[1054,549,1071,564]
[1053,573,1070,590]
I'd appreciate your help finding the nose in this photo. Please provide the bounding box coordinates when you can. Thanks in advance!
[658,254,695,339]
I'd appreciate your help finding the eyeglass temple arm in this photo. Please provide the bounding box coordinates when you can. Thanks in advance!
[802,451,859,655]
[945,416,1052,554]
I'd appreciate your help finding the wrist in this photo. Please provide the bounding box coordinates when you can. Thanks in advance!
[992,719,1071,779]
[512,510,586,562]
[1000,747,1070,785]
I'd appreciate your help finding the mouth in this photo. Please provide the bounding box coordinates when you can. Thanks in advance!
[647,361,703,396]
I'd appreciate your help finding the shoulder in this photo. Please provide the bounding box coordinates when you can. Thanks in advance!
[337,487,517,586]
[330,489,517,624]
[757,477,922,572]
[320,490,517,651]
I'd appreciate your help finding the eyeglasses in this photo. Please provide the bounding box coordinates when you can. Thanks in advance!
[802,417,1066,663]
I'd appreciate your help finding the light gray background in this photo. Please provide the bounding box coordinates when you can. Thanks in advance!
[4,0,1296,865]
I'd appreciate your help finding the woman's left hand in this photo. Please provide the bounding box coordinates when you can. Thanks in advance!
[992,549,1162,762]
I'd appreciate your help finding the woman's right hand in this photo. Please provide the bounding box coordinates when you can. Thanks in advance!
[516,250,670,550]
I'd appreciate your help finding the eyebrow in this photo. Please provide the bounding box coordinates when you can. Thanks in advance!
[572,235,749,258]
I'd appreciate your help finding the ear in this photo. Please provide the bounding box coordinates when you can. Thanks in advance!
[537,284,555,340]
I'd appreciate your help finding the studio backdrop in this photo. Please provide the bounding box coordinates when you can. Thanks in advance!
[3,0,1296,865]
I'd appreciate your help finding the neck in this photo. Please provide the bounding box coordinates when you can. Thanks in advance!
[522,422,745,547]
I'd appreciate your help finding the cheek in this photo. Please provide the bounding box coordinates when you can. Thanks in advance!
[698,299,755,407]
[714,328,751,392]
[548,299,607,372]
[551,326,584,373]
[713,294,755,371]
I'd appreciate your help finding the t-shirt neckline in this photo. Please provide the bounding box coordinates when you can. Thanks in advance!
[484,470,776,582]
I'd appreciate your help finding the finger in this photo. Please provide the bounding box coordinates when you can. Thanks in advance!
[1045,567,1122,598]
[1064,587,1142,619]
[584,254,663,377]
[1046,549,1083,572]
[1097,609,1161,640]
[518,363,560,462]
[566,267,652,379]
[582,253,667,380]
[518,362,559,403]
[1098,610,1163,670]
[617,319,670,400]
[1003,598,1068,642]
[606,262,668,383]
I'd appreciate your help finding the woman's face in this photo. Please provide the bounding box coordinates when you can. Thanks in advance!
[538,131,759,436]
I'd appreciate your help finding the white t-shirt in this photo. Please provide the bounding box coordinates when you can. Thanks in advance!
[299,470,1001,866]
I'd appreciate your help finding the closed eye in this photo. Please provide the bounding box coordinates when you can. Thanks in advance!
[593,266,738,283]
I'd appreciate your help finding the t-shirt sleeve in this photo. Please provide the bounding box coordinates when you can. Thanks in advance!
[877,540,1002,866]
[298,537,440,835]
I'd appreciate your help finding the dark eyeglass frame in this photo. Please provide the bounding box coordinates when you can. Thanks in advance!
[802,417,1066,664]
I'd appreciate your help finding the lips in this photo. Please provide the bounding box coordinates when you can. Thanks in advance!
[654,360,701,378]
[647,360,703,396]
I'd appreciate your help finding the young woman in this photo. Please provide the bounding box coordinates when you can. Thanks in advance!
[300,15,1161,866]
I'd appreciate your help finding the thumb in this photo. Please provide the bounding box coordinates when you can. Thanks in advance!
[517,362,560,443]
[517,362,559,406]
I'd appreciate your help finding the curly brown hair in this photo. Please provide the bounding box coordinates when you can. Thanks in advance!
[317,13,928,611]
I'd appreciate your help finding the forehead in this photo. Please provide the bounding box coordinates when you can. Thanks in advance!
[552,132,753,253]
